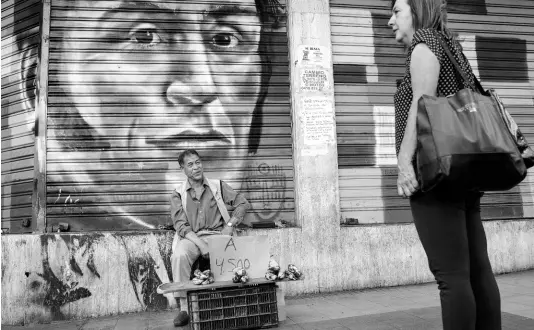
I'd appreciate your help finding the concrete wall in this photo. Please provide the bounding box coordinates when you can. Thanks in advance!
[2,220,533,325]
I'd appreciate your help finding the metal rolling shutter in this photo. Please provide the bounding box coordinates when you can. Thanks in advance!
[1,0,41,233]
[331,0,534,224]
[46,0,293,231]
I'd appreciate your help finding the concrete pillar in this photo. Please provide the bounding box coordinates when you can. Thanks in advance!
[33,0,51,233]
[287,0,342,292]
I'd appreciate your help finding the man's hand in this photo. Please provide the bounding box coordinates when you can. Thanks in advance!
[198,240,210,259]
[221,225,234,236]
[185,231,210,258]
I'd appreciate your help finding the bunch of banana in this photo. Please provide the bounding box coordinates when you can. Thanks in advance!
[192,269,215,285]
[264,258,286,281]
[286,264,303,280]
[232,267,250,283]
[265,259,304,281]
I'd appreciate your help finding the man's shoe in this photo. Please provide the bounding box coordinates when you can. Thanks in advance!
[173,311,190,327]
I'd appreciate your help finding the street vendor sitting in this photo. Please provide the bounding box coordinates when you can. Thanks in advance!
[170,149,250,327]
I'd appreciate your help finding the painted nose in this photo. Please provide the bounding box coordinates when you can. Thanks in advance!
[166,44,217,106]
[166,80,217,106]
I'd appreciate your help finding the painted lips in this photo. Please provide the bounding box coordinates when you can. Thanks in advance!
[145,129,231,147]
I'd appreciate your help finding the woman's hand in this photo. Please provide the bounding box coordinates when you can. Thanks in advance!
[397,157,419,198]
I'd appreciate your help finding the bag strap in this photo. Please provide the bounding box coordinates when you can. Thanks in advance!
[432,30,485,94]
[209,179,231,223]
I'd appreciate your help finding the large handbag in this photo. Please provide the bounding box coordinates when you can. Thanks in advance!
[415,34,528,192]
[490,90,534,169]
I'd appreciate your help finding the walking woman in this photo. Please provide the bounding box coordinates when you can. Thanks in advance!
[388,0,501,329]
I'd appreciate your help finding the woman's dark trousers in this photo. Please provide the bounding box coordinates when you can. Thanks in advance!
[410,189,501,330]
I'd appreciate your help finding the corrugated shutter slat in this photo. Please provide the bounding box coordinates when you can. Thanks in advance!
[46,0,294,230]
[1,0,40,233]
[331,0,534,224]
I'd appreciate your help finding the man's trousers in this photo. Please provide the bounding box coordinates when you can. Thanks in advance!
[171,231,221,298]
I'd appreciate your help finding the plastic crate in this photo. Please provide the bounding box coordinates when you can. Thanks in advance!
[187,283,279,330]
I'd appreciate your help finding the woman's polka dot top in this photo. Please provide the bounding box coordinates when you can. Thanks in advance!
[394,28,477,156]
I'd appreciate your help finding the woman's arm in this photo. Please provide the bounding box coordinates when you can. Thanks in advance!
[397,43,440,197]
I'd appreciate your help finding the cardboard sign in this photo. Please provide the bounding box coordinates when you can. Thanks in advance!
[205,235,270,281]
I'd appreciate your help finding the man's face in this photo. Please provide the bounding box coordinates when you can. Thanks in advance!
[60,0,263,172]
[182,154,204,182]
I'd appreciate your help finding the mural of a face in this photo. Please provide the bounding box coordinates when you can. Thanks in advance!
[41,0,287,229]
[60,0,262,161]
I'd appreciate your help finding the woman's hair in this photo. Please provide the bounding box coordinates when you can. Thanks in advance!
[391,0,453,38]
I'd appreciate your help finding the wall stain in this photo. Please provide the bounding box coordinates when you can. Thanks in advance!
[30,280,42,291]
[118,233,172,310]
[69,256,83,277]
[37,235,92,321]
[126,254,167,310]
[9,232,175,324]
[156,231,174,283]
[86,253,101,279]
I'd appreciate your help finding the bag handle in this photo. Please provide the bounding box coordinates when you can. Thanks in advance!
[432,30,485,94]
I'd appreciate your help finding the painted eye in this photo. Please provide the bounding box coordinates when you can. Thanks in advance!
[134,30,158,44]
[212,33,240,48]
[129,24,161,46]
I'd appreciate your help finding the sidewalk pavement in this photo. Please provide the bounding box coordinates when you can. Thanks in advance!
[4,270,533,330]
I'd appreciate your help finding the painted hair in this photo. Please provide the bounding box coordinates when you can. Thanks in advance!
[248,0,284,154]
[178,149,201,167]
[391,0,453,38]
